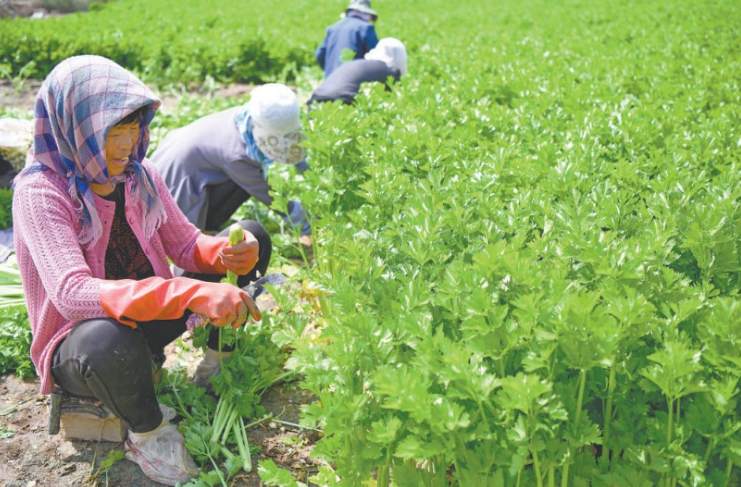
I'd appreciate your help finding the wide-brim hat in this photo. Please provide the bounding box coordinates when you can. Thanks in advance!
[248,84,305,165]
[347,0,377,17]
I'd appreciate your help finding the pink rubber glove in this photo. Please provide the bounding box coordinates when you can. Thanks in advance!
[100,276,261,328]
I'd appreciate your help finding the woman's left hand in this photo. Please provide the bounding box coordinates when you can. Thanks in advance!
[220,231,259,275]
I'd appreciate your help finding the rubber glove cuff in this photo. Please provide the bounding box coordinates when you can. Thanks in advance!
[193,234,231,274]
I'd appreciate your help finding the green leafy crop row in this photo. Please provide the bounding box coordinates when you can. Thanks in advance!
[0,305,33,378]
[264,0,741,485]
[0,0,351,85]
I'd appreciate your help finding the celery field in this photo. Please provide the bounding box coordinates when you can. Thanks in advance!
[1,0,739,485]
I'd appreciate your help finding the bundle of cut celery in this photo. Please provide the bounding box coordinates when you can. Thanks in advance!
[0,256,25,308]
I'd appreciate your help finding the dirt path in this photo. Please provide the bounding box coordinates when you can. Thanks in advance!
[0,80,42,115]
[0,80,254,115]
[0,373,158,486]
[0,335,319,486]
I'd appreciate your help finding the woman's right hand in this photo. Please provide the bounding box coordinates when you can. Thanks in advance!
[188,282,261,328]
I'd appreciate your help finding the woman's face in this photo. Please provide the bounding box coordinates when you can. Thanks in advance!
[105,122,140,177]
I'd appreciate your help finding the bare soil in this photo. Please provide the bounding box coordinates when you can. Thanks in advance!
[0,80,254,115]
[1,1,97,19]
[0,80,43,114]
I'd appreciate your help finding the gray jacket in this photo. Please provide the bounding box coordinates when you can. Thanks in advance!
[151,107,309,233]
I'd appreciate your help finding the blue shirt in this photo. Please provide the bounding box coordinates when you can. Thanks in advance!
[316,14,379,78]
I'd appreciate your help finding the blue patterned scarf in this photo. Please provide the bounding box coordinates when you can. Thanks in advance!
[18,55,166,245]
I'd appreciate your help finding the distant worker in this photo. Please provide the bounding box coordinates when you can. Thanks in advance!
[151,83,312,247]
[309,38,407,105]
[316,0,379,78]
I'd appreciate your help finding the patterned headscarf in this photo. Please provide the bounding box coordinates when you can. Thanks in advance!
[20,55,166,245]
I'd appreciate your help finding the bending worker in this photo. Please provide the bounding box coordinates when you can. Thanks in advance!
[309,37,407,105]
[316,0,379,78]
[151,83,311,246]
[13,55,266,485]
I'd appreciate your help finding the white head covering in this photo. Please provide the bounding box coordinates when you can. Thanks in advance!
[365,38,407,76]
[247,83,305,165]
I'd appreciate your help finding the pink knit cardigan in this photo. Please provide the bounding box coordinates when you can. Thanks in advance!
[13,160,212,394]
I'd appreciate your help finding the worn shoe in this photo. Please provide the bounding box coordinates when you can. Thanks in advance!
[192,348,232,388]
[159,403,176,423]
[125,420,198,486]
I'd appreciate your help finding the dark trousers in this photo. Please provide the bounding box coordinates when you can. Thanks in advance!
[204,181,249,233]
[50,220,271,432]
